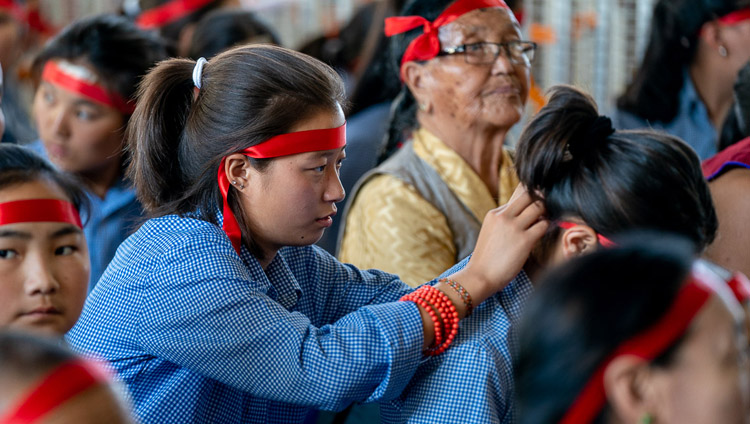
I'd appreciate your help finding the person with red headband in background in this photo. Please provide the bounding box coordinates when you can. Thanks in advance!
[0,331,134,423]
[0,144,89,338]
[27,14,167,290]
[378,85,718,423]
[515,234,750,424]
[64,43,548,422]
[123,0,239,57]
[338,0,535,287]
[615,0,750,160]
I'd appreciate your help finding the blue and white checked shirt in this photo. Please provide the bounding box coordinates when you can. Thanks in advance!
[25,141,143,290]
[381,259,534,424]
[613,69,717,160]
[66,213,424,423]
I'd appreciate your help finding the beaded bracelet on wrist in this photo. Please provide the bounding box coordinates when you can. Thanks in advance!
[438,277,474,316]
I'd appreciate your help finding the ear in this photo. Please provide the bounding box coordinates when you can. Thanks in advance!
[223,153,252,191]
[698,21,723,50]
[604,355,663,424]
[402,61,433,113]
[561,224,598,259]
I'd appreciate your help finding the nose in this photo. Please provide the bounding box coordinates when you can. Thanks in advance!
[24,252,60,296]
[49,106,70,138]
[491,46,516,76]
[324,168,346,203]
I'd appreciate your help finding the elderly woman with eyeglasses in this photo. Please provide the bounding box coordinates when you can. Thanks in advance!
[338,0,536,287]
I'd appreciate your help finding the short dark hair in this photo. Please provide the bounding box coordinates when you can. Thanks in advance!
[126,44,346,256]
[617,0,750,123]
[188,8,279,60]
[32,14,168,115]
[0,144,88,217]
[515,85,717,257]
[515,233,696,424]
[134,0,223,54]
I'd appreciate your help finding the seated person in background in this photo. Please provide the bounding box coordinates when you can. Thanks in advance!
[0,144,89,337]
[614,0,750,160]
[380,85,717,423]
[187,8,280,60]
[339,0,531,286]
[29,14,167,289]
[0,331,133,423]
[515,234,750,424]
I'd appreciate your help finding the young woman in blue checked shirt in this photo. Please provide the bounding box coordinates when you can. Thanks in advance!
[65,44,548,423]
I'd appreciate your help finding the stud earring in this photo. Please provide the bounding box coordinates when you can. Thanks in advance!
[719,45,728,57]
[418,103,427,111]
[232,180,237,185]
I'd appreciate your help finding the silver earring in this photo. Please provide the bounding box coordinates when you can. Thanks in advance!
[232,180,237,185]
[418,103,427,111]
[719,45,728,57]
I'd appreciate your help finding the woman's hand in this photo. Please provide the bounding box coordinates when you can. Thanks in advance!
[448,184,548,309]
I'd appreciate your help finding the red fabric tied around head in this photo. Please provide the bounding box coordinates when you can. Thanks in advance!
[41,61,135,115]
[217,123,346,256]
[384,0,509,79]
[136,0,216,29]
[0,199,82,229]
[717,7,750,25]
[557,221,615,248]
[559,279,713,424]
[0,359,110,423]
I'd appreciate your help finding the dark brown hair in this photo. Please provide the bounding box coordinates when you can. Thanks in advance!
[515,85,717,258]
[126,44,345,255]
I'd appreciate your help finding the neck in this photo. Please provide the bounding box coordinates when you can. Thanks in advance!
[78,159,122,199]
[421,120,510,199]
[689,55,734,130]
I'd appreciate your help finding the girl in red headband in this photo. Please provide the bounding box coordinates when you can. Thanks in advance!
[65,44,548,422]
[28,15,167,291]
[515,234,750,424]
[0,144,89,337]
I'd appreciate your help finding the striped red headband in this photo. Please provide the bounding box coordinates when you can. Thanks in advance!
[41,61,135,115]
[136,0,215,29]
[0,199,82,228]
[218,123,347,255]
[384,0,509,79]
[560,262,750,424]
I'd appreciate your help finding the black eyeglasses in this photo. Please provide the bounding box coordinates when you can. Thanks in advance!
[438,41,537,66]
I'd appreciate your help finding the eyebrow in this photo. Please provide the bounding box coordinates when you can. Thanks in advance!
[0,229,32,240]
[0,226,82,240]
[51,226,83,238]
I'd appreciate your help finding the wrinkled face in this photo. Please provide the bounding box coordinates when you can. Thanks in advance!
[651,296,750,424]
[418,7,530,131]
[240,107,347,254]
[32,60,125,175]
[0,179,90,336]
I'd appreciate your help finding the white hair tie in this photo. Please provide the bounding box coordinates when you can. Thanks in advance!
[192,57,207,89]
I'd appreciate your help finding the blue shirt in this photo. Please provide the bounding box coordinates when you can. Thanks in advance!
[614,69,717,160]
[25,141,143,290]
[381,259,533,424]
[65,213,424,423]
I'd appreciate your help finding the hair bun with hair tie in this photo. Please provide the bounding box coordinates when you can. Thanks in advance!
[567,115,615,159]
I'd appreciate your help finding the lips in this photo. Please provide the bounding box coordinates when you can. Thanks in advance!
[21,306,62,316]
[316,211,336,228]
[45,143,67,159]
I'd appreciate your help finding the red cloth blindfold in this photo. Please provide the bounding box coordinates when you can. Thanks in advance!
[0,199,82,229]
[217,123,346,255]
[42,61,135,115]
[384,0,509,79]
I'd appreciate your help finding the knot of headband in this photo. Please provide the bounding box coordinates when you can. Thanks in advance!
[384,0,509,79]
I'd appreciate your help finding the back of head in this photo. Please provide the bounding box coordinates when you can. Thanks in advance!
[0,331,132,422]
[32,14,168,110]
[127,44,345,226]
[188,8,279,60]
[515,234,695,423]
[617,0,749,122]
[0,144,87,213]
[515,85,717,253]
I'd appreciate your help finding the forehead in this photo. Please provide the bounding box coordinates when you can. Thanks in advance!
[686,296,742,358]
[438,7,520,43]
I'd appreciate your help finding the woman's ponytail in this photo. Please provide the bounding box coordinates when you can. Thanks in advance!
[126,58,196,212]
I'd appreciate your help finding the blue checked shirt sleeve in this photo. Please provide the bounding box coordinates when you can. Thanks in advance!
[137,235,424,411]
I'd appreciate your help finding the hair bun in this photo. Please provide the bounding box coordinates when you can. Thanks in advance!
[567,115,615,159]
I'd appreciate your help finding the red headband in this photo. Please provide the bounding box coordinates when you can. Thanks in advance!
[41,61,135,115]
[717,7,750,25]
[136,0,215,29]
[0,199,82,229]
[0,359,110,423]
[217,123,346,255]
[560,268,750,424]
[557,221,615,248]
[385,0,509,78]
